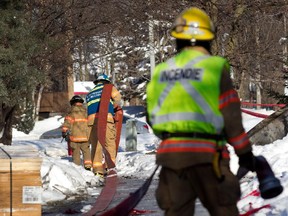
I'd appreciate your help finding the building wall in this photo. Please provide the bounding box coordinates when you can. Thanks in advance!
[39,75,74,116]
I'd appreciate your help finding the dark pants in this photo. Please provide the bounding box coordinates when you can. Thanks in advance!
[156,164,240,216]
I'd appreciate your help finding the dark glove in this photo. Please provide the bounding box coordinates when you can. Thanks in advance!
[238,151,256,172]
[114,105,122,112]
[62,132,67,139]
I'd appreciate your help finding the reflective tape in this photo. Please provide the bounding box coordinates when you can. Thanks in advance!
[151,55,224,133]
[157,139,217,153]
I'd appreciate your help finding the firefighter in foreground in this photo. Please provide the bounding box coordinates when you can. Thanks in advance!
[146,7,282,216]
[86,74,122,178]
[62,95,92,170]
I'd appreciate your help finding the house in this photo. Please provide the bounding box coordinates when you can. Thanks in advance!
[39,79,94,118]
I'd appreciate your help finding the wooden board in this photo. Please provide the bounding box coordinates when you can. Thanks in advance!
[247,106,288,145]
[0,145,42,215]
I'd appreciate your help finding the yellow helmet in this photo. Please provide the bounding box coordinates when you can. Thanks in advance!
[171,7,215,41]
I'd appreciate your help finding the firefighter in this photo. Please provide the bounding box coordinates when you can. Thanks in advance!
[62,95,92,170]
[86,74,122,178]
[146,7,257,215]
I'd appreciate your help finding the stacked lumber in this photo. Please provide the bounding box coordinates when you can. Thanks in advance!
[0,145,42,216]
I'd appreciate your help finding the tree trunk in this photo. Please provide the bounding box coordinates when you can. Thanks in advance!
[0,104,15,145]
[255,12,262,109]
[35,84,44,122]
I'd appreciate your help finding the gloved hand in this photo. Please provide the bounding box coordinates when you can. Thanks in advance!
[62,132,67,139]
[238,151,256,172]
[114,104,122,112]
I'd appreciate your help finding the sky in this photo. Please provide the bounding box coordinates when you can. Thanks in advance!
[2,108,288,215]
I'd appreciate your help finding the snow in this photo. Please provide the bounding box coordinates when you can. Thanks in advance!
[74,81,95,94]
[2,108,288,215]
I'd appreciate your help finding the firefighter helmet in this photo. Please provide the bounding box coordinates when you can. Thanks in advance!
[171,7,215,41]
[70,95,84,105]
[96,74,110,82]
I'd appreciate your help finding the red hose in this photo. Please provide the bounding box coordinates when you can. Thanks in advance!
[241,109,269,118]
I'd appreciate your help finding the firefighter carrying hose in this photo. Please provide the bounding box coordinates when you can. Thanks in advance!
[146,7,282,216]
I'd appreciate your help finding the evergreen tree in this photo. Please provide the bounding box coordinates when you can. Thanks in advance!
[0,0,48,144]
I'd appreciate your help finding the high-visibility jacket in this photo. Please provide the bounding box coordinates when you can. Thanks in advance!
[86,83,121,125]
[147,50,226,137]
[62,105,89,142]
[147,49,252,169]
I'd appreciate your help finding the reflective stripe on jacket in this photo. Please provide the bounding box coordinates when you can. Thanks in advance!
[147,49,252,169]
[86,83,122,125]
[147,49,229,157]
[147,50,227,136]
[86,83,114,116]
[62,105,89,142]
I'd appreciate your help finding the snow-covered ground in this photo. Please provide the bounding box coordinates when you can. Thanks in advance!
[2,108,288,215]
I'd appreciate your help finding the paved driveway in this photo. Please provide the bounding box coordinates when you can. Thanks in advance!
[109,178,210,216]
